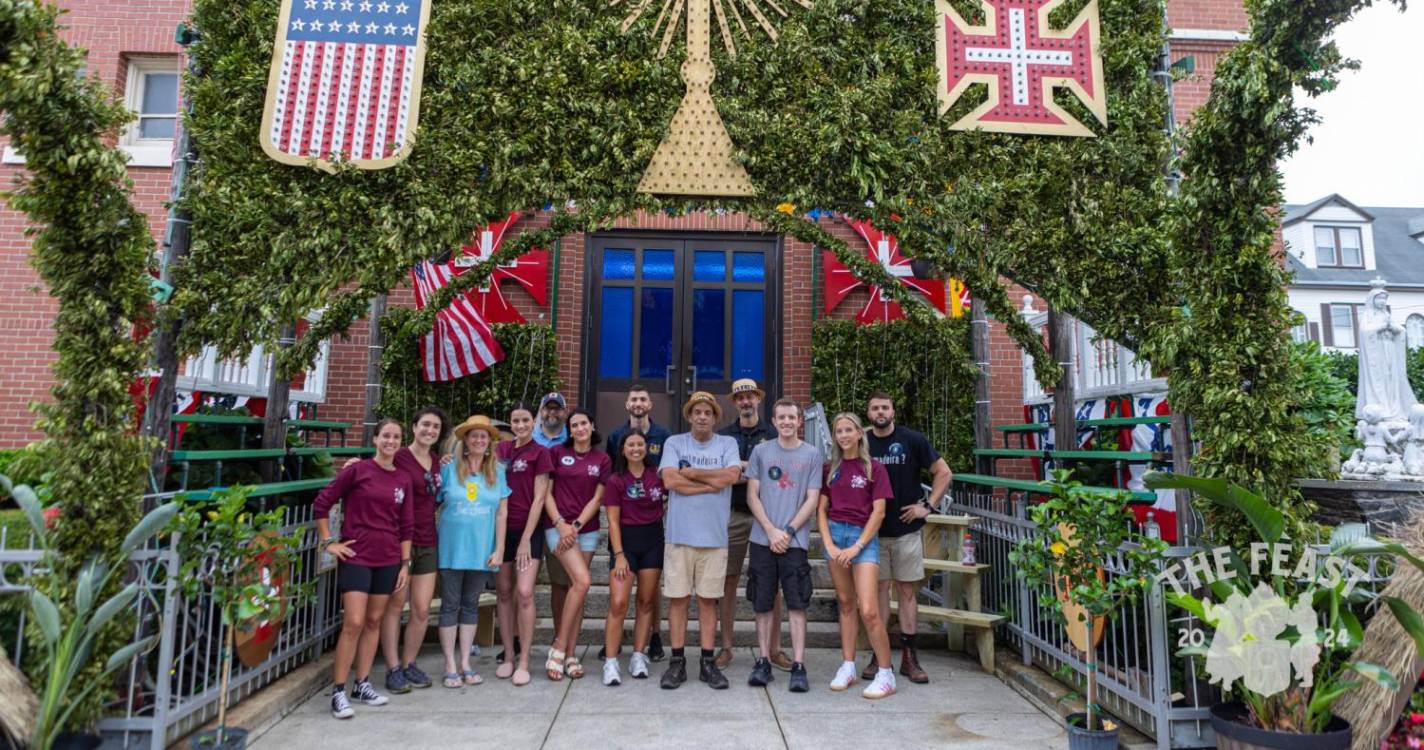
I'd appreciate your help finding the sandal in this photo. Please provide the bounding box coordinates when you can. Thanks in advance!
[546,648,566,681]
[462,670,483,686]
[442,672,462,689]
[495,662,515,680]
[564,656,585,680]
[512,668,531,686]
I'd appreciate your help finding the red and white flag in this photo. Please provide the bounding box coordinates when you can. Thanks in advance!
[411,259,505,382]
[260,0,431,170]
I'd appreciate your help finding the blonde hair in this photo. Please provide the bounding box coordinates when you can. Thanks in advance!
[449,423,499,488]
[828,412,872,481]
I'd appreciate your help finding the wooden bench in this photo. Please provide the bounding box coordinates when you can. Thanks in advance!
[916,515,1004,673]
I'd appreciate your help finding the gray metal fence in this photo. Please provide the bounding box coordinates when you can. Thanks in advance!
[1,496,338,749]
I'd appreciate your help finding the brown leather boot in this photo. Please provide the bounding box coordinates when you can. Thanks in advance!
[860,656,879,681]
[899,644,929,684]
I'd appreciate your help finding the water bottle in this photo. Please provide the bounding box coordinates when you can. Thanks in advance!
[1143,511,1162,541]
[961,532,977,565]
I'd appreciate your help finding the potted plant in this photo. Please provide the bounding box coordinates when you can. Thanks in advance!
[1144,471,1424,750]
[1009,470,1168,749]
[171,487,310,750]
[5,473,178,750]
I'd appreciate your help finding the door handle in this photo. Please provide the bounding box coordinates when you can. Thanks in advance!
[686,365,698,393]
[665,365,676,395]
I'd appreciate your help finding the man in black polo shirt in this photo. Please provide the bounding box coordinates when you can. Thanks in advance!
[864,391,952,684]
[713,378,785,671]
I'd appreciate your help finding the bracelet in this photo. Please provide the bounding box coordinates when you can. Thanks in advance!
[320,536,339,548]
[613,550,625,557]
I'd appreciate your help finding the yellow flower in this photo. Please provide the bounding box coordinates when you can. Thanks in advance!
[776,202,795,215]
[1050,541,1067,556]
[207,511,219,521]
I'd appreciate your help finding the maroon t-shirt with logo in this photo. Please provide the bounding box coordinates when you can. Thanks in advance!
[393,447,440,548]
[314,459,415,567]
[602,468,667,528]
[550,444,612,533]
[497,439,554,533]
[821,458,893,528]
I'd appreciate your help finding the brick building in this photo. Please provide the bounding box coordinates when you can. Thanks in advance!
[0,0,1249,450]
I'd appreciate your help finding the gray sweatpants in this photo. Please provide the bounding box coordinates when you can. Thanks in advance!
[438,569,492,627]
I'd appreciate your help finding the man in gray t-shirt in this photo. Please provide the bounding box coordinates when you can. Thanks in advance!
[743,398,824,690]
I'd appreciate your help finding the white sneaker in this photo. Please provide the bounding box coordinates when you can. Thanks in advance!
[629,651,650,679]
[330,689,354,719]
[602,658,622,686]
[352,680,389,706]
[829,661,858,691]
[863,668,897,699]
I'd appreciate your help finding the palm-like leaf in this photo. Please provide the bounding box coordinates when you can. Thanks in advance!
[121,502,179,556]
[1143,471,1284,544]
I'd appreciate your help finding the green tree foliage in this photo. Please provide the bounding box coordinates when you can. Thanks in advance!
[811,318,976,470]
[1289,342,1356,475]
[376,316,560,428]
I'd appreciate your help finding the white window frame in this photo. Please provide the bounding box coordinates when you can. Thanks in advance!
[120,56,180,167]
[1329,304,1358,349]
[1407,314,1424,350]
[1314,226,1364,269]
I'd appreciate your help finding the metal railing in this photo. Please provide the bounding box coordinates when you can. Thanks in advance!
[1021,313,1166,403]
[1,496,338,749]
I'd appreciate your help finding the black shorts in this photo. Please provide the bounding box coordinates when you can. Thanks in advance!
[746,543,811,613]
[337,562,401,595]
[610,522,664,573]
[501,527,545,564]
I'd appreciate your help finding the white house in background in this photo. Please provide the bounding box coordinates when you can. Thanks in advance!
[1282,194,1424,352]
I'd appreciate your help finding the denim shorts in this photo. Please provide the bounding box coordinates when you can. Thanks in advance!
[826,520,880,566]
[545,528,599,554]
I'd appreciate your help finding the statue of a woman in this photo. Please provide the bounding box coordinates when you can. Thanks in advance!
[1357,280,1418,424]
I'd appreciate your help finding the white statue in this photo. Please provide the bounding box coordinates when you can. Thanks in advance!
[1342,279,1424,481]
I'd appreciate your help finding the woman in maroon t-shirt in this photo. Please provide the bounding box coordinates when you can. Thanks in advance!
[599,430,668,685]
[543,409,610,681]
[314,418,414,718]
[817,412,897,699]
[493,402,553,686]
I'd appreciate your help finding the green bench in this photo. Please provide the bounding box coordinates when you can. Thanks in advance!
[953,472,1155,502]
[994,415,1172,448]
[183,477,333,501]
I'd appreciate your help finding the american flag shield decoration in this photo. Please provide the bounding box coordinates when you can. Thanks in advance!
[260,0,431,170]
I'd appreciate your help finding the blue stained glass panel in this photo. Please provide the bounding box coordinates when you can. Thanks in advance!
[602,249,635,281]
[693,251,726,282]
[599,287,633,378]
[692,289,726,379]
[638,288,675,378]
[642,249,675,281]
[731,291,764,382]
[732,252,764,283]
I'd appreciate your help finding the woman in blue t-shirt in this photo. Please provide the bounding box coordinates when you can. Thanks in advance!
[436,415,511,688]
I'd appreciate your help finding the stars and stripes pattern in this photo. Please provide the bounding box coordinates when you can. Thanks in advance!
[411,259,505,382]
[263,0,426,166]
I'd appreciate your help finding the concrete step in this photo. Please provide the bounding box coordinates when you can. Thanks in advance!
[527,616,848,649]
[531,584,846,623]
[574,553,841,589]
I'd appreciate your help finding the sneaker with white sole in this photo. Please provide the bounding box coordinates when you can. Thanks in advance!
[331,689,354,719]
[602,658,622,686]
[629,651,650,679]
[862,669,897,699]
[829,661,858,692]
[352,679,389,706]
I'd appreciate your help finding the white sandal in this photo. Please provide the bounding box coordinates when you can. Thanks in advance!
[545,648,566,681]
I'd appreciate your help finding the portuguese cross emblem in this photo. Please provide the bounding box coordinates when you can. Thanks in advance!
[935,0,1107,137]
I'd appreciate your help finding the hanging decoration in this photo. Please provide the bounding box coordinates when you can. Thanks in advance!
[453,212,550,324]
[260,0,432,170]
[934,0,1107,137]
[823,217,947,324]
[949,278,970,318]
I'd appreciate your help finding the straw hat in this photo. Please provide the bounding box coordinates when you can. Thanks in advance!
[682,391,723,420]
[453,415,502,443]
[730,378,764,400]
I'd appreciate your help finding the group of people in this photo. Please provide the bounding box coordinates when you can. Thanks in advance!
[312,380,951,720]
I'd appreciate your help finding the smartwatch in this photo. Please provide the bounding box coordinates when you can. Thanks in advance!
[572,519,583,531]
[782,524,797,539]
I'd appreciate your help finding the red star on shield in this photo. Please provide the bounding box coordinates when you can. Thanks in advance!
[455,212,550,324]
[935,0,1107,137]
[823,217,947,325]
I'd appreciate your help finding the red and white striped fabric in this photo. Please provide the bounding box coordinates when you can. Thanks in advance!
[411,259,505,382]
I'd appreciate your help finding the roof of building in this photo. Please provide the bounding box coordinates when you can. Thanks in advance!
[1284,197,1424,286]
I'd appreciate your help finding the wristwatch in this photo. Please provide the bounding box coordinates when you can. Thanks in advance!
[572,519,583,531]
[320,536,339,548]
[782,524,797,538]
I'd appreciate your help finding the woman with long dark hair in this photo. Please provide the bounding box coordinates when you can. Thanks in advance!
[314,418,414,719]
[543,409,610,681]
[599,430,667,685]
[493,402,552,686]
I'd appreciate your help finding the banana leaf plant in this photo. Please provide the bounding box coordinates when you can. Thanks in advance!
[7,474,178,750]
[1144,471,1424,734]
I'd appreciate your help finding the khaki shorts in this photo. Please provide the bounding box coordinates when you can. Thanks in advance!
[878,531,927,583]
[662,543,728,600]
[725,510,753,578]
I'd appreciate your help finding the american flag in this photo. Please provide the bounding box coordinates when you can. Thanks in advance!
[264,0,426,166]
[411,259,505,382]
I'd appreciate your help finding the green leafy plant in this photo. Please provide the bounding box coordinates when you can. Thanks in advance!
[8,478,177,749]
[1145,471,1424,734]
[1009,470,1168,732]
[1289,341,1357,471]
[170,487,311,746]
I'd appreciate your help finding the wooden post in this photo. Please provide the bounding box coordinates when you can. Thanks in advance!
[1170,410,1194,542]
[1047,309,1076,462]
[260,323,296,484]
[971,299,992,474]
[361,293,388,445]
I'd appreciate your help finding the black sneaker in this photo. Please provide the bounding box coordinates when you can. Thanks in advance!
[352,679,388,706]
[789,662,810,693]
[384,666,411,694]
[748,657,773,687]
[403,662,432,689]
[331,688,354,719]
[648,632,666,662]
[660,656,687,689]
[699,657,729,690]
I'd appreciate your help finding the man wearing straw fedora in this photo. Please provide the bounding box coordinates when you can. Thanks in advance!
[657,392,742,690]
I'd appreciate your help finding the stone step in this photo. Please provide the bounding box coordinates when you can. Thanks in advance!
[572,553,842,589]
[526,616,848,649]
[530,584,847,623]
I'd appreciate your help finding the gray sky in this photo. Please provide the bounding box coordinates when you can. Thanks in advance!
[1279,3,1424,208]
